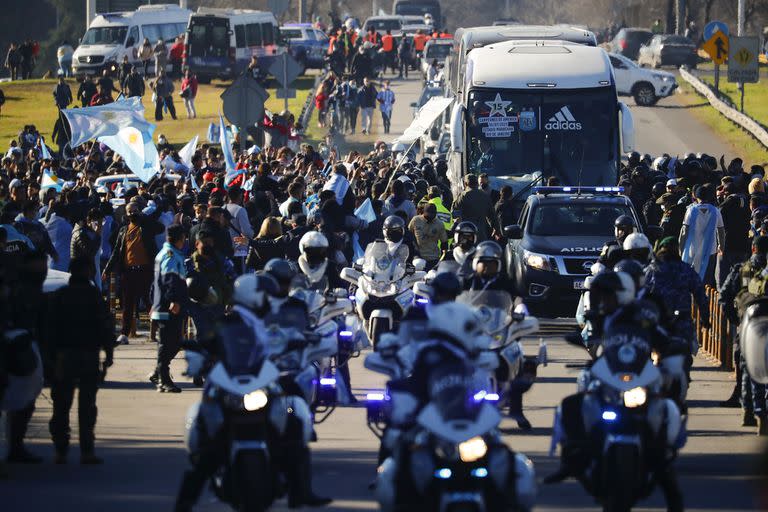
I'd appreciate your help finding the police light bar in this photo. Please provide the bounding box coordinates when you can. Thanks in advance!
[532,186,625,195]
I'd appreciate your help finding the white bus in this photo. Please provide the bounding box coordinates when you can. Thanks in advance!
[72,4,191,76]
[447,40,634,198]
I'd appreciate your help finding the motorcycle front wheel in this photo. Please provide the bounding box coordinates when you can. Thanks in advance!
[601,443,639,512]
[235,450,273,512]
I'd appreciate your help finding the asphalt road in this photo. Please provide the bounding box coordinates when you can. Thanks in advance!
[1,74,763,511]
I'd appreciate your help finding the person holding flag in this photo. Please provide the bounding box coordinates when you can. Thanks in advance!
[679,183,725,286]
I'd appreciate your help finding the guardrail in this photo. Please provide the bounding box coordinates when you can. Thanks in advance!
[298,71,325,133]
[679,67,768,150]
[692,285,734,370]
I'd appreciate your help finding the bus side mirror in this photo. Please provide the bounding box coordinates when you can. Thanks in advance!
[449,102,464,153]
[503,225,523,239]
[619,102,634,154]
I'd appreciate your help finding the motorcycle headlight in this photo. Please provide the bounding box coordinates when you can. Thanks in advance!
[243,389,269,411]
[623,387,647,408]
[523,250,551,271]
[458,436,487,463]
[364,279,398,297]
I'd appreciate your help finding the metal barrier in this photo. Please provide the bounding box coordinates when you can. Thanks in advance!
[693,285,734,371]
[679,67,768,150]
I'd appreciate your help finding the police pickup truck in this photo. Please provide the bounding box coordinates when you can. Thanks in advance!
[502,187,642,315]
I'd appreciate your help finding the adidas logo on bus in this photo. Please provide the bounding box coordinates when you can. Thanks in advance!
[544,106,582,130]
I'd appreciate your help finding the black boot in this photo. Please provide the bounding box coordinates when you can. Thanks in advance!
[720,382,741,407]
[175,470,207,512]
[6,405,41,464]
[508,391,532,431]
[158,365,181,393]
[287,448,332,508]
[657,467,684,512]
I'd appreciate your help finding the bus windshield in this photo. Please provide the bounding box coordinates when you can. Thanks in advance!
[466,87,617,186]
[82,26,128,45]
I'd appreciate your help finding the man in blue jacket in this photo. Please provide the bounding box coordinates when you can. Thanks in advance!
[150,224,188,393]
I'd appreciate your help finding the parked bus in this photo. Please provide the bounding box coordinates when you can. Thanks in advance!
[72,3,191,76]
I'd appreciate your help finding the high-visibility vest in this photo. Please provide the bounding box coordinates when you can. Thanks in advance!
[413,34,427,51]
[381,34,394,52]
[429,197,453,232]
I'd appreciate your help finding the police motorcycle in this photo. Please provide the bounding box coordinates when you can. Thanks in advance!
[178,275,290,512]
[551,271,684,512]
[341,240,427,349]
[455,290,543,421]
[374,303,537,512]
[741,298,768,385]
[294,231,365,409]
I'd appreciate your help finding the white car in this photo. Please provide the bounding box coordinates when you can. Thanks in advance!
[608,53,677,106]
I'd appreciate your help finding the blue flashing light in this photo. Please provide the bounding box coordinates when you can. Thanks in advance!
[602,410,618,422]
[471,467,489,478]
[320,378,336,386]
[473,390,500,402]
[435,468,452,479]
[416,298,430,304]
[484,393,500,402]
[533,186,624,195]
[349,295,356,301]
[339,330,353,338]
[473,390,487,402]
[367,392,386,401]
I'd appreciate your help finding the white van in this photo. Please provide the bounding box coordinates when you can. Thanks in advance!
[72,4,191,76]
[189,8,285,80]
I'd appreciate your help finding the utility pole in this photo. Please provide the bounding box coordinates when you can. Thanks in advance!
[737,0,745,36]
[675,0,685,35]
[179,0,188,8]
[86,0,96,28]
[299,0,306,23]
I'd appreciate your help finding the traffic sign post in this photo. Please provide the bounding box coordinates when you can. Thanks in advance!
[220,74,270,150]
[727,36,760,112]
[268,53,303,111]
[702,25,729,93]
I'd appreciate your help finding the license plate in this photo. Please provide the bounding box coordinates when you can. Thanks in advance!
[573,280,586,290]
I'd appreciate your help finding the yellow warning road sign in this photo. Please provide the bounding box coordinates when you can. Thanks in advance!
[728,36,760,83]
[702,31,729,65]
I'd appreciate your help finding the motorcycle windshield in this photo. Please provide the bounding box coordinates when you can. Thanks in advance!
[363,241,408,282]
[456,290,513,335]
[217,322,265,375]
[427,365,483,422]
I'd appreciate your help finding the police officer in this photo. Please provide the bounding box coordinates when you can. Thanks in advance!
[382,215,418,262]
[48,256,115,464]
[442,221,478,283]
[464,241,511,292]
[150,224,188,393]
[598,215,637,267]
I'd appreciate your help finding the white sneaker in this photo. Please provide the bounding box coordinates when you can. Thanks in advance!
[117,334,129,345]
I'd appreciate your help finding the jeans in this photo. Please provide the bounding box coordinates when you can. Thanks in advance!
[142,59,150,76]
[119,265,153,336]
[381,111,391,134]
[741,349,768,414]
[183,97,196,118]
[361,107,374,133]
[155,96,176,121]
[346,106,358,133]
[58,57,72,77]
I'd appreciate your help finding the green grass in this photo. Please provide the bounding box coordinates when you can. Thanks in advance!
[677,79,768,164]
[0,76,313,147]
[697,74,768,126]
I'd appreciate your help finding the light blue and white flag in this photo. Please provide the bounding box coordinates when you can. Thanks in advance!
[207,122,219,143]
[38,137,52,160]
[62,97,154,147]
[220,114,243,186]
[41,168,63,191]
[99,126,160,183]
[352,198,377,261]
[178,135,199,170]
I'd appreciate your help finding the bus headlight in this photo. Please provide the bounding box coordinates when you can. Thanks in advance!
[243,390,269,411]
[623,387,647,408]
[458,436,487,463]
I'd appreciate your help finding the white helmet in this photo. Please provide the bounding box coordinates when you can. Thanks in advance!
[623,232,653,263]
[299,231,329,260]
[233,273,275,312]
[426,302,482,351]
[391,141,407,153]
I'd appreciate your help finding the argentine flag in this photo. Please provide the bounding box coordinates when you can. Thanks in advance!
[41,168,63,191]
[220,114,242,186]
[62,97,154,147]
[99,126,160,183]
[38,137,53,160]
